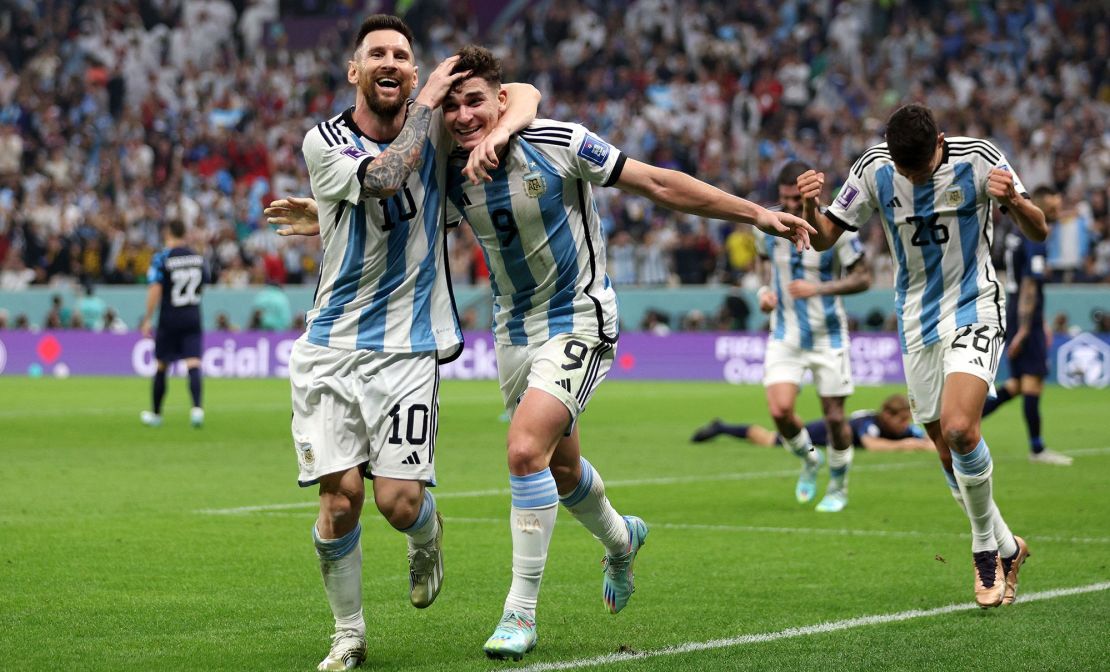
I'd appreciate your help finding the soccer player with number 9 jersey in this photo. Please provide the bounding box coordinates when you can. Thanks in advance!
[798,104,1049,609]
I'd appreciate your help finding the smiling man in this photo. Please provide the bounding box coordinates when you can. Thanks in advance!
[289,16,539,671]
[270,44,814,663]
[437,45,816,661]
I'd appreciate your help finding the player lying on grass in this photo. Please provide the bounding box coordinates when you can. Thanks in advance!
[692,393,934,453]
[268,44,816,663]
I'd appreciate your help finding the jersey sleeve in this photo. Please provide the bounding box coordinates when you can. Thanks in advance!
[985,143,1030,199]
[1024,241,1046,280]
[834,230,866,268]
[147,250,166,284]
[445,196,464,229]
[302,125,373,205]
[522,120,626,187]
[825,168,876,233]
[909,425,926,439]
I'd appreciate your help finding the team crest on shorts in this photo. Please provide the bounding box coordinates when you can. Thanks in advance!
[523,169,547,198]
[943,186,963,207]
[296,440,315,466]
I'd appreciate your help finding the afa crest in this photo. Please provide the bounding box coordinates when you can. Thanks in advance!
[943,186,963,207]
[296,440,315,466]
[523,170,547,198]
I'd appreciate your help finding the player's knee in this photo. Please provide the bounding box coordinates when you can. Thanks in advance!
[506,434,547,474]
[824,408,846,429]
[768,403,793,426]
[375,486,422,529]
[941,416,980,453]
[320,492,361,530]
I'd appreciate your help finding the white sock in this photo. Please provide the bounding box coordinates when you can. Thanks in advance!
[560,457,630,556]
[782,427,817,464]
[504,469,559,617]
[952,439,998,553]
[827,446,853,491]
[402,489,439,548]
[313,523,365,634]
[946,471,1014,556]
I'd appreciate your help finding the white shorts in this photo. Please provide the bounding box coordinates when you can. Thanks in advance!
[289,337,439,486]
[496,332,614,428]
[762,339,854,398]
[903,324,1004,424]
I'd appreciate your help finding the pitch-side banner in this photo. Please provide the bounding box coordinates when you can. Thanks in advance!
[0,330,1105,386]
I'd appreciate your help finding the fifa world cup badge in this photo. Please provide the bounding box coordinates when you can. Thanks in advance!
[523,168,546,198]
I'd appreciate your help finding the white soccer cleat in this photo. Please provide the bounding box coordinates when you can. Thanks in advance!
[483,610,537,661]
[1029,449,1072,466]
[140,410,162,427]
[407,511,444,609]
[190,407,204,428]
[317,629,366,671]
[815,488,848,513]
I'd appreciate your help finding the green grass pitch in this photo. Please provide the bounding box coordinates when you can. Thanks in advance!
[2,376,1108,671]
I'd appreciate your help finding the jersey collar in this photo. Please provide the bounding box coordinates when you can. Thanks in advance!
[340,103,414,145]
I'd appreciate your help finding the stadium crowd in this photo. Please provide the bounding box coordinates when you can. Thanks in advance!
[0,0,1107,319]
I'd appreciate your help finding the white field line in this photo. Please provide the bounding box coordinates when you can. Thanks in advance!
[215,513,1110,546]
[194,447,1110,516]
[517,581,1110,672]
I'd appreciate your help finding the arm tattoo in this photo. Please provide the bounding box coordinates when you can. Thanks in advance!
[360,103,433,199]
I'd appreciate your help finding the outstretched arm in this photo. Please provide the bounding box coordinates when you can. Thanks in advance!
[860,435,935,453]
[463,83,542,184]
[788,256,872,299]
[615,159,816,250]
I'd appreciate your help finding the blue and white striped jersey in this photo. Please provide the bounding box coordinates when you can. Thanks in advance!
[757,228,863,350]
[445,119,623,346]
[826,137,1026,354]
[301,105,462,360]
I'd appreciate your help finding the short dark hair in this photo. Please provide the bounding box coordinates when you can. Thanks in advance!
[1032,184,1058,200]
[452,45,502,88]
[354,14,415,56]
[885,104,939,171]
[777,160,810,187]
[167,219,186,239]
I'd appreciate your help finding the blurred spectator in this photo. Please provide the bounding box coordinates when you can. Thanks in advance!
[251,280,293,331]
[214,312,239,332]
[103,307,129,334]
[722,222,757,282]
[77,282,107,330]
[0,308,8,329]
[1044,189,1094,282]
[43,294,69,329]
[716,285,751,331]
[0,0,1104,292]
[640,308,672,336]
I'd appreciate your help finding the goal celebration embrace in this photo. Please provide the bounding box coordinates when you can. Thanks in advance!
[4,2,1108,671]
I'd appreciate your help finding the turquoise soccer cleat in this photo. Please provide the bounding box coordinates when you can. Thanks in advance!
[795,448,824,503]
[483,610,537,661]
[602,515,649,614]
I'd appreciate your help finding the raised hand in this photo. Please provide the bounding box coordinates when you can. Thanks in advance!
[266,197,321,237]
[463,126,509,185]
[414,55,471,109]
[797,169,824,204]
[987,168,1019,205]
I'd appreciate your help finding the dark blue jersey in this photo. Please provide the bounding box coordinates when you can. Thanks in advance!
[1003,232,1047,335]
[148,246,206,332]
[804,410,924,449]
